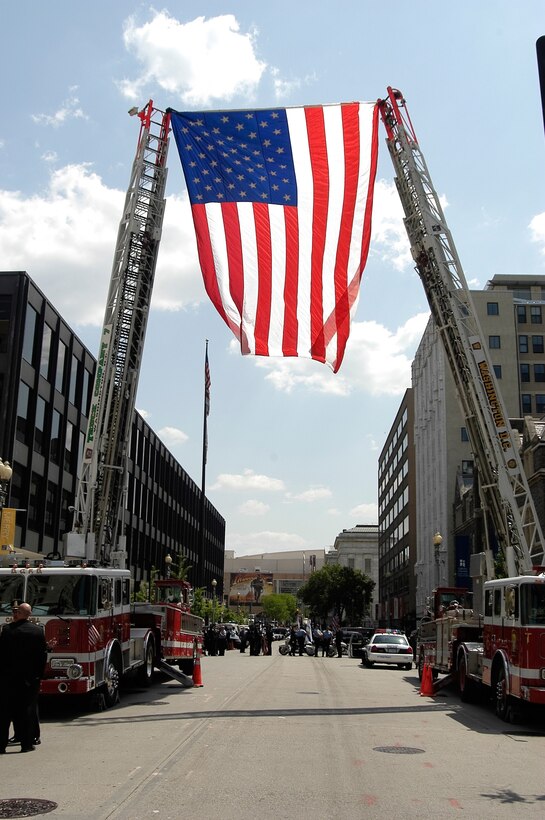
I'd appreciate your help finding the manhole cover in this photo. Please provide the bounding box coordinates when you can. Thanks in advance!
[373,746,425,755]
[0,798,58,818]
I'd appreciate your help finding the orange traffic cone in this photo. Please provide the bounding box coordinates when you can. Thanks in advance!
[193,655,204,687]
[420,662,434,697]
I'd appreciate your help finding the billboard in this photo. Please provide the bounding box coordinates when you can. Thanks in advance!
[229,572,273,606]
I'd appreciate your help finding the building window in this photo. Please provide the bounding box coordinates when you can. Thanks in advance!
[45,481,57,535]
[487,302,499,316]
[64,421,74,472]
[535,364,545,382]
[461,427,469,441]
[493,365,502,379]
[50,410,61,464]
[22,306,38,365]
[488,336,501,349]
[536,395,545,414]
[0,295,11,354]
[34,396,46,455]
[520,363,530,382]
[531,306,543,324]
[522,394,532,414]
[16,382,31,445]
[55,340,67,393]
[28,473,43,528]
[517,305,527,323]
[519,335,528,353]
[68,355,79,404]
[532,335,544,353]
[462,460,474,475]
[40,325,52,380]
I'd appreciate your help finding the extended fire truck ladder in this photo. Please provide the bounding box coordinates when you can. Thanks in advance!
[65,102,171,567]
[378,88,545,578]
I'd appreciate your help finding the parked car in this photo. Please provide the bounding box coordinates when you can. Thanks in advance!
[338,627,373,658]
[362,629,413,669]
[271,627,288,641]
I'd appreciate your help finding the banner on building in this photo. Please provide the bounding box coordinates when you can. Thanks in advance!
[229,572,273,606]
[0,508,16,548]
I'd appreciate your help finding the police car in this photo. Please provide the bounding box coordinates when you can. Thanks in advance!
[362,629,413,670]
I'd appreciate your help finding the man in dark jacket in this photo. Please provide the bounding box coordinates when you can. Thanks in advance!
[0,602,48,753]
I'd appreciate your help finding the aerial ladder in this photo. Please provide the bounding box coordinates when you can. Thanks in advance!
[65,102,170,567]
[378,87,545,580]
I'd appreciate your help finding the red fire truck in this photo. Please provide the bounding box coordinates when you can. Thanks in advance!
[378,88,545,721]
[0,102,203,709]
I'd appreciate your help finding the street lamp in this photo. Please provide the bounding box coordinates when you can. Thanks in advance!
[433,532,443,585]
[211,578,217,625]
[165,553,173,579]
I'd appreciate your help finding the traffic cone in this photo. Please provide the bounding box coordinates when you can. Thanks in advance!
[420,662,434,697]
[193,655,204,687]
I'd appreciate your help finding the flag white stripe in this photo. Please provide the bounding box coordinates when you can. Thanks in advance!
[286,107,314,357]
[238,203,259,354]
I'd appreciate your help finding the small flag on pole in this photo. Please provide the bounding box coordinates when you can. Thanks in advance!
[205,346,211,417]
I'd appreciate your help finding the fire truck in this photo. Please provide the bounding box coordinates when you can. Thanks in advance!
[0,102,203,709]
[378,88,545,721]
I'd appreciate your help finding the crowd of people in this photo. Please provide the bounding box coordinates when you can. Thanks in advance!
[203,621,345,658]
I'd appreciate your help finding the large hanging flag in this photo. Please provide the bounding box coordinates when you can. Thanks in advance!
[169,101,379,372]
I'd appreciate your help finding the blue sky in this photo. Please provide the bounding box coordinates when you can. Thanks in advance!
[1,2,544,556]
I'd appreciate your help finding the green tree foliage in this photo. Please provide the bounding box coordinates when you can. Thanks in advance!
[261,593,298,624]
[132,566,158,602]
[298,564,374,624]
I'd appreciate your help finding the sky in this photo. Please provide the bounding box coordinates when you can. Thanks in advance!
[1,2,545,557]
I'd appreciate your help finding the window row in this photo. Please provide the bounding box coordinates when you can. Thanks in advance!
[22,305,93,409]
[520,363,545,382]
[521,394,545,414]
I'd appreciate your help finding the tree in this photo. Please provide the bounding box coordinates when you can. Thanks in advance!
[298,564,374,624]
[261,593,298,624]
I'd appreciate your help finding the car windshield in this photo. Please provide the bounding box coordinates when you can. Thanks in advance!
[373,635,407,645]
[26,574,96,616]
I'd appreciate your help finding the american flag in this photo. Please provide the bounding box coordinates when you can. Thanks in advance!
[170,102,379,372]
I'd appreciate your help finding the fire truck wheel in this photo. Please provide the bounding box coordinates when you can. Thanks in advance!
[103,651,121,708]
[494,665,510,721]
[138,637,155,686]
[458,655,475,703]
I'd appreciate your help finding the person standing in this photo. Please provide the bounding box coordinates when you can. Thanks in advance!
[321,626,333,657]
[0,602,48,753]
[295,624,307,656]
[335,628,344,658]
[289,626,297,656]
[312,625,323,657]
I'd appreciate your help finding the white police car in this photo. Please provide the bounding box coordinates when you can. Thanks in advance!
[362,629,413,670]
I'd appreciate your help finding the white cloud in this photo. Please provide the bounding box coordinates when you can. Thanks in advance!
[253,311,429,398]
[238,499,270,516]
[31,89,88,128]
[530,212,545,256]
[211,469,285,492]
[136,407,151,420]
[227,530,308,555]
[157,426,188,446]
[349,502,378,523]
[286,486,332,503]
[370,179,412,271]
[120,12,266,106]
[0,164,204,327]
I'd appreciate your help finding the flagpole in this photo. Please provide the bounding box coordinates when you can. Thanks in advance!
[198,340,210,588]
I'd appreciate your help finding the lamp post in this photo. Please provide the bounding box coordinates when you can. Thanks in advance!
[211,578,217,625]
[165,553,173,579]
[433,532,443,586]
[0,460,13,540]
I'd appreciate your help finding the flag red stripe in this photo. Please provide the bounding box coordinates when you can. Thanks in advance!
[358,103,380,274]
[253,203,273,356]
[282,206,300,356]
[305,107,329,364]
[192,206,237,335]
[222,203,245,317]
[331,103,363,369]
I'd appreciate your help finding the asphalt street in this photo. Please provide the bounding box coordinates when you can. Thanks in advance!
[1,648,544,819]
